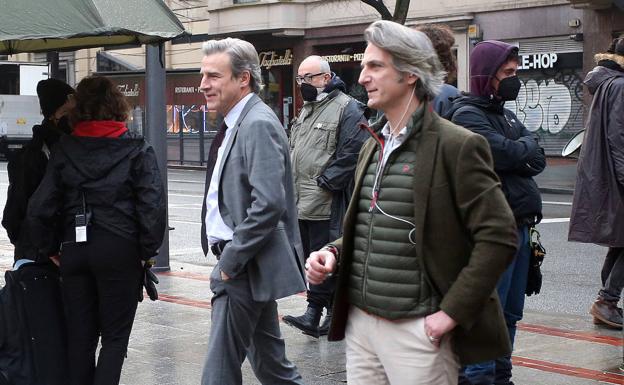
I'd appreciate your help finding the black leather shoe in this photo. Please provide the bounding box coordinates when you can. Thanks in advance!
[318,308,332,336]
[282,306,322,338]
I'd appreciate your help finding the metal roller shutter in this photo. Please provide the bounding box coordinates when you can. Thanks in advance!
[503,37,584,156]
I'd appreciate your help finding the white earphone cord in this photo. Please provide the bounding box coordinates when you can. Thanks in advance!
[373,201,417,245]
[372,84,418,245]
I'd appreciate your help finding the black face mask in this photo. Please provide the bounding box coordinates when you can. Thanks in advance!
[496,75,521,101]
[300,83,320,102]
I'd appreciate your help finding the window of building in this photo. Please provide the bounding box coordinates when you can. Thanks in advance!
[0,63,19,94]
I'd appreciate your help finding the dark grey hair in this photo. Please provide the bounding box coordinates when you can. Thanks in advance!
[364,20,446,100]
[202,38,263,93]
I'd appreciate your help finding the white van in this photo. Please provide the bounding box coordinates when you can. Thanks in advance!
[0,62,48,157]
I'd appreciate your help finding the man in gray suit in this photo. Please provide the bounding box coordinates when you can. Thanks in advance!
[199,38,306,385]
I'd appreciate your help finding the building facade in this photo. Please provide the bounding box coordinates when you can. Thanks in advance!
[5,0,623,161]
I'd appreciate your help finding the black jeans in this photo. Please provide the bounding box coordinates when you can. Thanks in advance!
[600,247,624,302]
[60,228,142,385]
[299,219,336,309]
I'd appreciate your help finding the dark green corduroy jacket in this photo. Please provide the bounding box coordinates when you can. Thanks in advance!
[327,101,518,365]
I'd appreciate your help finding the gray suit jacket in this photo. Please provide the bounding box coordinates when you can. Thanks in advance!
[201,94,306,302]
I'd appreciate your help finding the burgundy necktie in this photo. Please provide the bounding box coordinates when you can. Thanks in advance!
[206,121,227,181]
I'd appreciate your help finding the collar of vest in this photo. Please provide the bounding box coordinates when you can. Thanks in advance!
[365,99,433,146]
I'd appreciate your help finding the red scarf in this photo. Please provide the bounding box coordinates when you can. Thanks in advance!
[73,120,128,138]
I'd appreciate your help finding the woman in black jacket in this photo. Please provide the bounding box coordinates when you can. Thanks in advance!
[27,76,166,385]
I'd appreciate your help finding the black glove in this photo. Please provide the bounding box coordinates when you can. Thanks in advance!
[526,227,546,296]
[139,260,159,302]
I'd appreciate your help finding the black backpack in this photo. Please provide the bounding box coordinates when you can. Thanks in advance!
[0,262,68,385]
[2,137,50,261]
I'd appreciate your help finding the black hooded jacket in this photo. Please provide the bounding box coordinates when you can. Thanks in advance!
[317,75,368,238]
[26,134,166,260]
[2,120,68,260]
[446,96,545,225]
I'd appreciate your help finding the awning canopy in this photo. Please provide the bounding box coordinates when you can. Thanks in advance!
[0,0,187,55]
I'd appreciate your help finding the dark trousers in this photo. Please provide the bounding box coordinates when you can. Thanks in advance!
[202,269,304,385]
[599,247,624,302]
[60,228,142,385]
[459,226,530,385]
[299,219,336,309]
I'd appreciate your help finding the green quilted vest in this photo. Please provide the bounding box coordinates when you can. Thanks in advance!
[348,108,441,320]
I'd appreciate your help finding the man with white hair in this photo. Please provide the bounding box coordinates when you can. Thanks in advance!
[305,20,518,384]
[198,37,305,385]
[282,55,368,338]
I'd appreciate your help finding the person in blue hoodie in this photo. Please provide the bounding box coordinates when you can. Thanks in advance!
[446,41,546,385]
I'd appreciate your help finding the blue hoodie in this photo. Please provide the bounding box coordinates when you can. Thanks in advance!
[470,40,519,98]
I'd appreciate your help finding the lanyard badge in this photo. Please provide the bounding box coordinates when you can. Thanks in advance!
[75,191,91,243]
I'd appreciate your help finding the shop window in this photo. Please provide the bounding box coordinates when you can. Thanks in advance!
[168,105,220,135]
[0,64,19,94]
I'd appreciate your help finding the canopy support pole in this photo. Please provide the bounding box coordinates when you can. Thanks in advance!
[145,43,170,272]
[47,52,61,80]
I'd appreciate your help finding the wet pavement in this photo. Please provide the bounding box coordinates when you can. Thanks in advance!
[534,157,577,195]
[2,158,623,385]
[1,253,622,385]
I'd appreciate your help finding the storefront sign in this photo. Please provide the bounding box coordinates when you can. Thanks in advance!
[110,77,144,106]
[259,50,293,69]
[118,83,140,97]
[321,53,364,63]
[107,73,204,106]
[519,53,558,70]
[169,74,204,105]
[174,86,199,94]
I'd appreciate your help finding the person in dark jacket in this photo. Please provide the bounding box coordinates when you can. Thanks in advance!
[447,41,546,385]
[2,78,74,262]
[569,37,624,329]
[26,76,166,385]
[417,24,461,116]
[283,55,368,338]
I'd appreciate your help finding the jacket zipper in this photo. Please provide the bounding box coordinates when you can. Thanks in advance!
[358,121,416,308]
[359,122,385,307]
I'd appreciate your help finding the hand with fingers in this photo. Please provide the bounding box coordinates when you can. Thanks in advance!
[424,310,457,347]
[305,249,337,285]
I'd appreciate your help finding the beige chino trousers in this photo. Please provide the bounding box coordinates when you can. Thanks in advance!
[345,306,459,385]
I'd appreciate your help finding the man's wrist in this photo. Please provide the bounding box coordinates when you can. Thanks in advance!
[321,244,339,276]
[321,244,339,258]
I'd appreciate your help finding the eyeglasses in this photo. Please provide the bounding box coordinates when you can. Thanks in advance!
[295,72,326,85]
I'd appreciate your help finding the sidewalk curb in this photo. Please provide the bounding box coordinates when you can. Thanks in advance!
[539,187,574,195]
[167,164,576,196]
[168,164,206,171]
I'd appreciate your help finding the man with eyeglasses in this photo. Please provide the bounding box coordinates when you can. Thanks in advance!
[283,55,368,338]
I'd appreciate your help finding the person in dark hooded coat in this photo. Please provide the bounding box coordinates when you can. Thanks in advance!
[2,78,74,262]
[569,37,624,330]
[26,76,166,385]
[446,40,546,385]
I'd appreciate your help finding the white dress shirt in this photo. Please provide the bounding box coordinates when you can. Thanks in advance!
[205,93,254,245]
[371,122,408,194]
[380,122,408,170]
